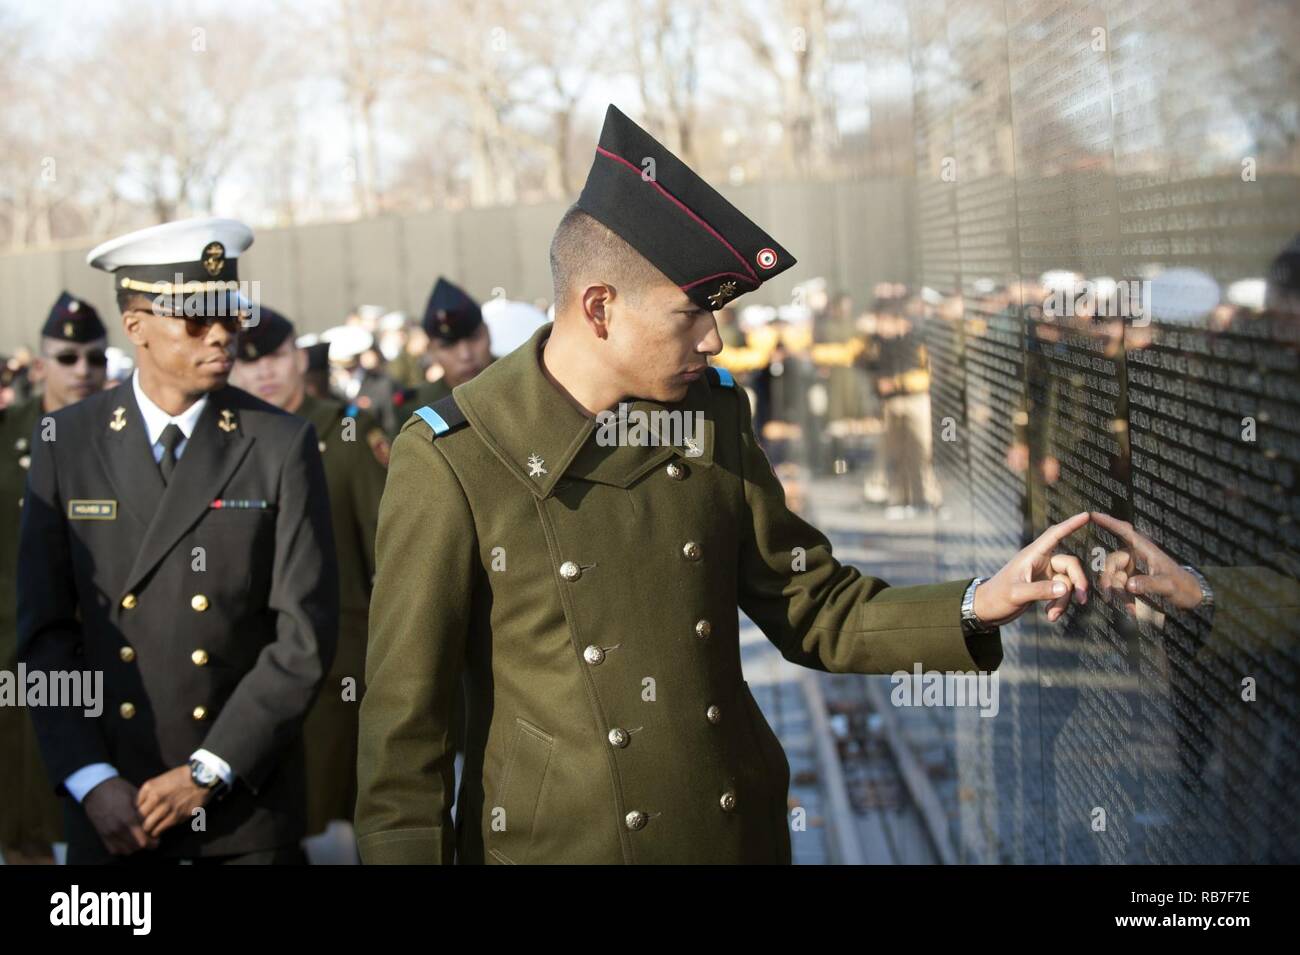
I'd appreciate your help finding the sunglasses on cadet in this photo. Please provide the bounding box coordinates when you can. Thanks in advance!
[127,308,245,334]
[52,350,108,367]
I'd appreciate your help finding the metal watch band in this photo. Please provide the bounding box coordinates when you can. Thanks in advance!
[1180,565,1215,609]
[961,576,993,634]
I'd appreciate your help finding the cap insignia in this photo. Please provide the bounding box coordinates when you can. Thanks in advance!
[202,242,226,278]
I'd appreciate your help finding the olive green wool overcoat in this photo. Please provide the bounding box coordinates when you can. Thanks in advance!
[356,323,1001,864]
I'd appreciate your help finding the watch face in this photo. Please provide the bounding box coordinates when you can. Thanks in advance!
[191,762,216,787]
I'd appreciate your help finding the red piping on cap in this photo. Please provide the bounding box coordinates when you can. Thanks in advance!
[594,146,759,284]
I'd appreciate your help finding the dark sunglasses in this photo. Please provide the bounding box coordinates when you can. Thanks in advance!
[128,307,244,334]
[181,315,244,335]
[52,350,108,368]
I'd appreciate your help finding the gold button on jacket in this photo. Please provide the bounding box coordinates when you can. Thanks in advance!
[356,325,1000,866]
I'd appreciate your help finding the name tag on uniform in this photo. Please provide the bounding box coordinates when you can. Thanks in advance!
[68,500,117,520]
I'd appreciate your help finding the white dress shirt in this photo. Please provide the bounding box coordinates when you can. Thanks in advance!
[64,372,232,803]
[131,370,209,463]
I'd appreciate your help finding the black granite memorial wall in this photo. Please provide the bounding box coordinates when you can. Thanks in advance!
[909,0,1300,863]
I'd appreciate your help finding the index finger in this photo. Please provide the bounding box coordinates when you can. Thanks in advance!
[1089,510,1136,544]
[1031,511,1090,554]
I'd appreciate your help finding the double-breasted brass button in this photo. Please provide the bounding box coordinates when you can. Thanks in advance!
[682,541,702,561]
[119,702,136,719]
[706,705,722,724]
[191,594,209,612]
[608,727,629,748]
[666,461,685,480]
[120,593,137,610]
[119,646,136,663]
[191,649,209,667]
[625,810,648,831]
[695,619,711,639]
[583,645,605,666]
[559,561,582,582]
[192,706,208,721]
[720,790,737,812]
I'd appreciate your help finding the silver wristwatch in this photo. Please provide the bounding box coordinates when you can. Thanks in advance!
[961,576,994,634]
[1180,565,1215,610]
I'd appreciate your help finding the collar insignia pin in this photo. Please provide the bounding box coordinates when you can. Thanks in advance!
[526,453,547,478]
[218,409,237,433]
[109,407,127,432]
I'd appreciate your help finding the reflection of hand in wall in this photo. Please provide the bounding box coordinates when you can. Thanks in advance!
[1005,441,1029,473]
[1041,455,1060,484]
[1091,511,1205,612]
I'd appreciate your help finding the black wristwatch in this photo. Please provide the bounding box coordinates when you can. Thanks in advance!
[189,758,231,800]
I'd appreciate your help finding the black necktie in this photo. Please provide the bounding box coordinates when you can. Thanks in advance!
[158,423,184,484]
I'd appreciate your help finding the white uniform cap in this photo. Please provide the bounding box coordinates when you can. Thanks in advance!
[321,325,375,362]
[87,217,253,273]
[481,298,545,356]
[1226,278,1267,311]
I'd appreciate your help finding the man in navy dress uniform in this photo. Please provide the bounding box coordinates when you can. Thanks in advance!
[18,218,338,864]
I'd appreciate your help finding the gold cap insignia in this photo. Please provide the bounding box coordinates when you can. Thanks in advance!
[218,409,237,432]
[708,280,739,309]
[63,321,74,337]
[109,407,127,432]
[202,242,226,278]
[245,343,258,359]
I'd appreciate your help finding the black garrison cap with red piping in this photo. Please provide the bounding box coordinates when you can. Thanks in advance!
[576,104,796,312]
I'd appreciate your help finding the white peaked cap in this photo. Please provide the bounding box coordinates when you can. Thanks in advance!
[87,217,254,272]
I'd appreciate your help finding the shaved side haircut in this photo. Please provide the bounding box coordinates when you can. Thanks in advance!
[549,204,669,313]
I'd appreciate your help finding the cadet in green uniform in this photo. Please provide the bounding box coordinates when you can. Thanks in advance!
[230,307,388,856]
[404,278,496,756]
[412,277,495,408]
[356,104,1091,864]
[0,293,109,864]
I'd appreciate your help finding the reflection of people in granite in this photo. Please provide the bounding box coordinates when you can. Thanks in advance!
[1091,510,1299,863]
[864,293,942,516]
[1013,277,1144,542]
